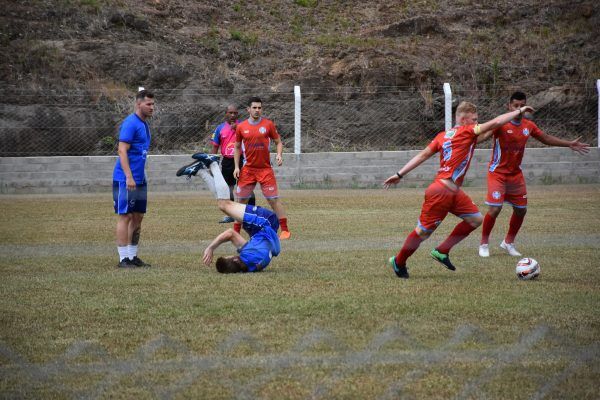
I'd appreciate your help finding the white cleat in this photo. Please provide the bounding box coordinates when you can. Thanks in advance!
[500,240,522,257]
[478,244,490,257]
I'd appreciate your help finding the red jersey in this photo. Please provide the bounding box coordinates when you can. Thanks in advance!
[427,124,479,187]
[235,118,280,169]
[488,119,543,174]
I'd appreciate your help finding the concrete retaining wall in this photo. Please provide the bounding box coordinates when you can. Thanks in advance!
[0,148,598,194]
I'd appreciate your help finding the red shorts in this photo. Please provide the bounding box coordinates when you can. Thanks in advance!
[236,166,279,199]
[485,171,527,208]
[418,180,480,232]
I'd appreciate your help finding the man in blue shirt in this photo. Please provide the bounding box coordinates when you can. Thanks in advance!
[112,90,154,268]
[184,153,281,273]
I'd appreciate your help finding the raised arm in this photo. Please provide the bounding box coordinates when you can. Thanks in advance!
[202,228,248,266]
[383,146,436,189]
[477,106,535,135]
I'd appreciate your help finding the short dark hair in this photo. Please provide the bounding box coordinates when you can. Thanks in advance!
[216,257,248,273]
[509,91,526,102]
[136,90,154,101]
[248,96,262,106]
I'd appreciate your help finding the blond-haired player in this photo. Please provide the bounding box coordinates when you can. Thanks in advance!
[383,102,534,278]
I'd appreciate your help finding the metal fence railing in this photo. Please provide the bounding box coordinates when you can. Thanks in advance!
[0,82,597,156]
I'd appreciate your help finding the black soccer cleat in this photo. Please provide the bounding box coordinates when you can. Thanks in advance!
[430,249,456,271]
[388,256,409,279]
[191,152,220,167]
[131,256,151,268]
[176,160,205,177]
[117,258,136,269]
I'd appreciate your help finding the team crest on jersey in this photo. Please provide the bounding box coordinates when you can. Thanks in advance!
[259,127,267,134]
[444,130,456,139]
[522,128,530,136]
[507,130,513,134]
[492,191,501,200]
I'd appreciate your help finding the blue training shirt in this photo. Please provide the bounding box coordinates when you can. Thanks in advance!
[113,114,151,183]
[237,205,281,272]
[238,227,280,272]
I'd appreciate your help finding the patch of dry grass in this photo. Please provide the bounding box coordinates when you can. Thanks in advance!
[0,186,599,398]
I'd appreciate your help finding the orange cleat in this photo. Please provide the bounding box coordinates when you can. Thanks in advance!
[279,230,291,240]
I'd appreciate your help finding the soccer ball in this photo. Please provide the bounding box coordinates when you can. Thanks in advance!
[515,258,540,280]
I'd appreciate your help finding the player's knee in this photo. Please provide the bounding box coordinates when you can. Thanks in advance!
[488,206,502,218]
[514,207,527,217]
[415,227,432,239]
[471,215,484,227]
[217,199,231,212]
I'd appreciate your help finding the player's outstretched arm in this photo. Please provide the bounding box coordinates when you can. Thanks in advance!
[203,229,248,266]
[536,134,590,155]
[383,146,435,189]
[478,106,535,135]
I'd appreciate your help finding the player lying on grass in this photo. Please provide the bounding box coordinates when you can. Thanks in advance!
[383,101,534,279]
[177,153,281,273]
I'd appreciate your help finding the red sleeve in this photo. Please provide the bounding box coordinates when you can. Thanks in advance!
[269,121,280,140]
[464,124,477,137]
[529,121,544,139]
[427,134,441,152]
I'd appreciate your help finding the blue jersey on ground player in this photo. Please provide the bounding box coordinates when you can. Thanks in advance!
[177,153,281,273]
[238,205,280,271]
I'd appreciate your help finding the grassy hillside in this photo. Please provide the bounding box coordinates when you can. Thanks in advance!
[1,0,598,91]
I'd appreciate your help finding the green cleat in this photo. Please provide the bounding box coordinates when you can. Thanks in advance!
[388,256,409,279]
[430,249,456,271]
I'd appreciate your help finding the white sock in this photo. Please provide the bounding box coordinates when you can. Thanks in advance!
[128,245,138,260]
[198,170,217,197]
[209,162,231,199]
[118,246,128,262]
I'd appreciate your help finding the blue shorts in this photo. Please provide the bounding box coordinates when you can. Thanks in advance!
[113,181,147,214]
[242,205,279,237]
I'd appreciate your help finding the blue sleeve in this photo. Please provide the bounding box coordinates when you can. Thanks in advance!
[211,123,223,145]
[119,117,136,143]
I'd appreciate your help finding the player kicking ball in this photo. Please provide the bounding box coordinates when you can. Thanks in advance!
[177,153,281,273]
[383,102,535,279]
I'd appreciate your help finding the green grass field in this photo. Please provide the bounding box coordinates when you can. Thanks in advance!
[1,186,599,399]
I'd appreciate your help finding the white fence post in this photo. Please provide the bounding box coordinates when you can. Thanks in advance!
[443,82,452,132]
[294,85,301,154]
[597,79,600,148]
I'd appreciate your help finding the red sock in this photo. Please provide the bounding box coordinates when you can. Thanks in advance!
[279,218,289,232]
[505,212,525,243]
[436,221,477,254]
[395,230,425,266]
[233,222,242,233]
[480,213,497,245]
